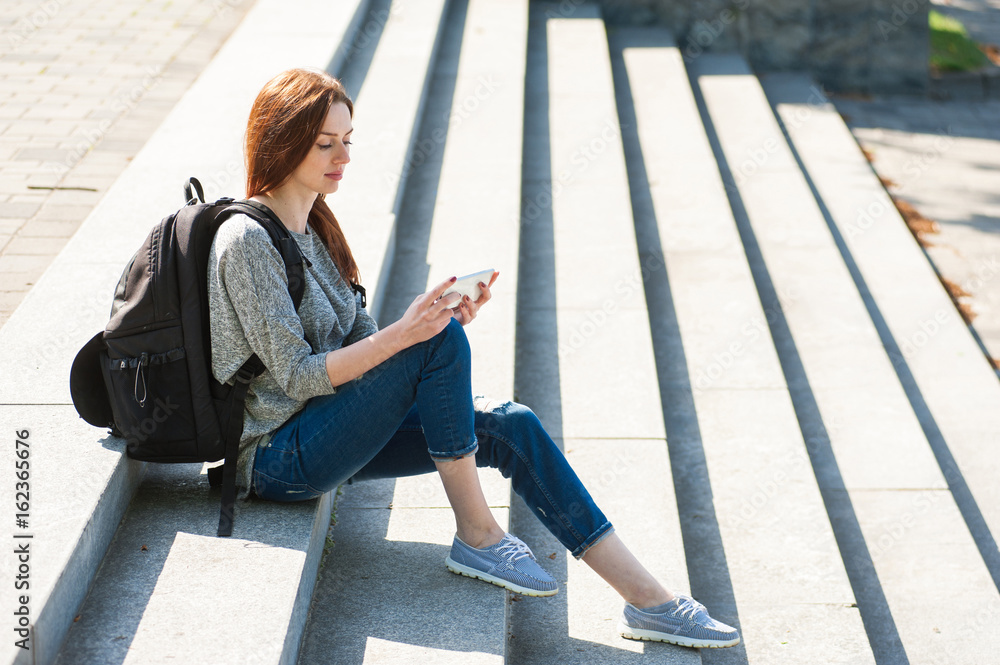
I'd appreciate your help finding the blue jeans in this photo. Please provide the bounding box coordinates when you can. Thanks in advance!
[252,318,613,558]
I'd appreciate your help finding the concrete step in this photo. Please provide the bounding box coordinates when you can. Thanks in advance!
[333,0,452,321]
[13,1,369,664]
[507,6,694,663]
[609,28,874,664]
[761,72,1000,591]
[297,0,528,662]
[690,53,1000,664]
[54,465,332,665]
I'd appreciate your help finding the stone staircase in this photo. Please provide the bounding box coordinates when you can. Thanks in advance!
[2,1,999,664]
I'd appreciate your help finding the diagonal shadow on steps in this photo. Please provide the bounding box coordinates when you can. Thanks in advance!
[765,80,1000,595]
[608,28,748,665]
[297,1,510,663]
[374,0,469,316]
[688,62,910,665]
[299,479,507,664]
[508,5,573,662]
[509,7,697,664]
[54,462,328,665]
[334,0,395,100]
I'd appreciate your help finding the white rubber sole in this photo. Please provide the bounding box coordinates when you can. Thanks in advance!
[445,556,558,597]
[618,621,741,649]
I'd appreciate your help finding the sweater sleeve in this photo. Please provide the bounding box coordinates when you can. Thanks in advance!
[344,290,379,346]
[214,217,336,401]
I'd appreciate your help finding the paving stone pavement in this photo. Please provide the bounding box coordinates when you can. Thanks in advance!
[0,0,253,327]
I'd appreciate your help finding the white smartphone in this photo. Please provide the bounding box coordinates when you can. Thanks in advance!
[441,268,496,308]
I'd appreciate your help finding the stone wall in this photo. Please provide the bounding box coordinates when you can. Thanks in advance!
[595,0,930,93]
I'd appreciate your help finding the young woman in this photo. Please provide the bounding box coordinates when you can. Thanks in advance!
[207,67,739,650]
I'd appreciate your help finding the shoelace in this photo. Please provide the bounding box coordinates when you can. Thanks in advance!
[674,595,707,621]
[495,535,534,562]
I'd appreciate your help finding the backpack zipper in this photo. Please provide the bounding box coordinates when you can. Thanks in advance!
[134,352,149,407]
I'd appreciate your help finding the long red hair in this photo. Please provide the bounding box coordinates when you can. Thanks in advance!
[245,68,360,285]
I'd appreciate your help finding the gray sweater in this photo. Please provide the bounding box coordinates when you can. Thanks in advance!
[207,214,378,496]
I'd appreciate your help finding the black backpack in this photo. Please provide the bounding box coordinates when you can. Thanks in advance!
[70,177,306,536]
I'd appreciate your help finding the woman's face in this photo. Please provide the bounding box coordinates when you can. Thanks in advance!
[289,101,353,196]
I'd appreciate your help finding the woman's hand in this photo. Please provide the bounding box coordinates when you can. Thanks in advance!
[326,278,457,387]
[453,270,499,326]
[394,276,463,348]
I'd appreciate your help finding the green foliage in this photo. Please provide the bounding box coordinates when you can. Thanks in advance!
[930,10,989,72]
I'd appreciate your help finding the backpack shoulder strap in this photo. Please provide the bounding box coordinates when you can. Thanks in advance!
[214,353,264,537]
[216,200,307,311]
[209,199,306,536]
[224,199,368,307]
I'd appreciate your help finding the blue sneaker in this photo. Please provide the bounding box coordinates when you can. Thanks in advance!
[619,594,740,648]
[445,533,559,597]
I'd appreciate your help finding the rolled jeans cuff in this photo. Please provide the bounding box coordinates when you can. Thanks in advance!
[428,439,479,462]
[571,522,615,560]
